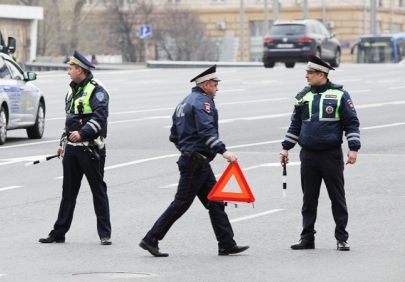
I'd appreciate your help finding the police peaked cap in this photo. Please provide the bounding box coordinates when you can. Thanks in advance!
[67,50,95,70]
[306,53,334,73]
[190,64,221,84]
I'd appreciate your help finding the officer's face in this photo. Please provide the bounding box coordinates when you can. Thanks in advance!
[68,65,82,83]
[305,71,326,86]
[204,80,219,99]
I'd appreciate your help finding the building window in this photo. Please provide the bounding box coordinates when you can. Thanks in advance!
[168,0,180,3]
[212,0,226,3]
[84,0,93,5]
[400,0,404,7]
[392,23,402,33]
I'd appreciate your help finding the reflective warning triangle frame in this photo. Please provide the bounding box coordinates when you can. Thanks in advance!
[208,162,255,203]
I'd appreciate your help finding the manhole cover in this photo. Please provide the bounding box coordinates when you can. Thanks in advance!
[72,272,157,278]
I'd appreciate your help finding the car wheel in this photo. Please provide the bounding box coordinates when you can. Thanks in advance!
[330,49,341,68]
[0,106,7,145]
[27,101,45,139]
[264,61,275,68]
[285,62,295,68]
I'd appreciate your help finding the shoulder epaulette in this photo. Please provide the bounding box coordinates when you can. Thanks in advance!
[295,86,311,100]
[90,79,98,86]
[329,81,345,92]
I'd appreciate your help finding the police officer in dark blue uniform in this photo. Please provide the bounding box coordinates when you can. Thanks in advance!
[280,54,361,251]
[39,50,112,245]
[139,65,249,257]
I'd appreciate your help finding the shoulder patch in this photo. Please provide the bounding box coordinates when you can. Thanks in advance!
[95,92,104,101]
[347,99,355,110]
[204,102,211,113]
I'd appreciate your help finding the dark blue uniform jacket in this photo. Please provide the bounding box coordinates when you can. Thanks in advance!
[170,86,226,159]
[282,81,361,151]
[62,73,109,142]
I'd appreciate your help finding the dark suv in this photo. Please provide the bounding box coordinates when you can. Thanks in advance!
[262,19,341,68]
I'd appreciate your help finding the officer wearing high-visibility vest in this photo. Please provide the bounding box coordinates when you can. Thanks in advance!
[280,54,361,251]
[139,65,249,257]
[39,50,112,245]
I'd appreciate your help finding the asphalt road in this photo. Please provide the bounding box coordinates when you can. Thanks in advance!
[0,63,404,282]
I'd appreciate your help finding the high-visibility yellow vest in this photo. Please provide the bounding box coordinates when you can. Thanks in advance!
[297,89,344,121]
[66,78,109,114]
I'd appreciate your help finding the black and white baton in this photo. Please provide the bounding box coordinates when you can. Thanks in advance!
[24,154,59,167]
[282,162,287,198]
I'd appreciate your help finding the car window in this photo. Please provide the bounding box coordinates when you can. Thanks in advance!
[318,22,330,36]
[307,23,316,34]
[4,59,23,80]
[0,56,11,79]
[312,23,323,34]
[268,24,306,35]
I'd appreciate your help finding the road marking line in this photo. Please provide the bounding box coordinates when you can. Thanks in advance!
[388,85,405,89]
[230,209,284,223]
[361,122,405,130]
[350,89,371,93]
[0,139,59,149]
[356,100,405,109]
[0,186,23,192]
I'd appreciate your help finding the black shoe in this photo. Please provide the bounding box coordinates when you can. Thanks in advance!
[291,239,315,250]
[39,235,65,243]
[218,245,249,256]
[139,239,168,257]
[100,237,112,245]
[337,240,350,251]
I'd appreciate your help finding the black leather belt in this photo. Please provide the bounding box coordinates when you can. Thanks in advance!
[181,151,211,163]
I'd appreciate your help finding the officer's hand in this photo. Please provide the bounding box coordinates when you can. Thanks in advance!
[346,150,357,165]
[222,151,237,163]
[57,146,64,158]
[280,150,289,165]
[69,131,82,143]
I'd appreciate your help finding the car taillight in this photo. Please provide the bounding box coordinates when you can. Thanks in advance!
[298,37,312,43]
[264,37,274,43]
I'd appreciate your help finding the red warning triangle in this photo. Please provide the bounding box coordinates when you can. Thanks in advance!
[208,162,255,203]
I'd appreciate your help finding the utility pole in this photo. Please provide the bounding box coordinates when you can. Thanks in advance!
[322,0,326,25]
[370,0,377,34]
[303,0,308,19]
[273,0,279,22]
[240,0,244,61]
[264,0,269,36]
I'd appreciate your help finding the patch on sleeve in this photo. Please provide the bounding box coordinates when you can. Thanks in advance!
[347,99,355,110]
[204,102,211,113]
[95,92,105,101]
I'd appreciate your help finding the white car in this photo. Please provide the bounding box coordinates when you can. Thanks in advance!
[0,52,45,145]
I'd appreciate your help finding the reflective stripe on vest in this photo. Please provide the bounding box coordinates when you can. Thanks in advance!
[296,89,343,121]
[66,78,109,114]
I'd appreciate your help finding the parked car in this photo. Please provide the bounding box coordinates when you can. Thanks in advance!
[0,52,45,145]
[262,19,341,68]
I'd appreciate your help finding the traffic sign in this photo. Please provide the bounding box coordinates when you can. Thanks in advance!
[139,25,152,39]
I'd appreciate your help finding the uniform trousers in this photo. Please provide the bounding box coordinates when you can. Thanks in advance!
[299,147,349,241]
[143,155,236,249]
[49,144,111,239]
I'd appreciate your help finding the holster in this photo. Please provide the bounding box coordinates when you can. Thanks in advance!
[84,141,100,161]
[183,151,210,172]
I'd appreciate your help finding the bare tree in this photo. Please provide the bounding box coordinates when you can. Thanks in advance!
[154,6,216,61]
[103,0,154,62]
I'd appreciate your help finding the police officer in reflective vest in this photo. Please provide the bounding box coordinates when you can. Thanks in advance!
[280,54,361,251]
[39,50,112,245]
[139,65,249,257]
